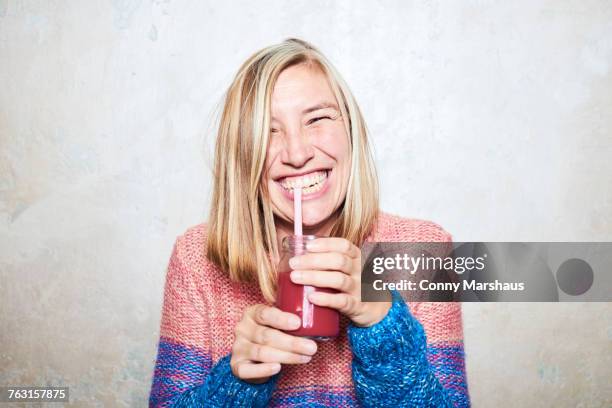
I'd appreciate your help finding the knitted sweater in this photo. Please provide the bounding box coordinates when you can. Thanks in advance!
[149,212,470,407]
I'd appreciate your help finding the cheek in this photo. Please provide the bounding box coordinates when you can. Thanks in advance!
[314,128,351,199]
[264,138,283,177]
[315,126,350,161]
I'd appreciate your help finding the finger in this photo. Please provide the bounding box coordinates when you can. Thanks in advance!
[233,361,281,380]
[307,291,361,317]
[250,325,318,356]
[290,270,354,293]
[248,343,313,365]
[305,237,360,258]
[247,305,301,331]
[232,336,251,358]
[290,252,353,274]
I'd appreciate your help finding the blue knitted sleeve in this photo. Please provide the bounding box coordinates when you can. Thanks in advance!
[171,354,279,408]
[348,290,455,407]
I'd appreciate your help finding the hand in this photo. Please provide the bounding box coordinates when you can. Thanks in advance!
[288,237,392,328]
[230,304,318,384]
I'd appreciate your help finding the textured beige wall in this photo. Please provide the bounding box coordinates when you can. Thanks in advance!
[1,1,611,406]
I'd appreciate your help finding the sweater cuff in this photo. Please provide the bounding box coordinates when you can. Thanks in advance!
[348,290,426,367]
[201,354,279,407]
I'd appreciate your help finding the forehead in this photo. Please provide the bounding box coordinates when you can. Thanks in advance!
[271,64,336,113]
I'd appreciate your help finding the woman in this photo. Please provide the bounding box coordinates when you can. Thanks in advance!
[149,38,469,407]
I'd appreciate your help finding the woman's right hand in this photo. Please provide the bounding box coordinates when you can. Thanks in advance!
[230,304,318,384]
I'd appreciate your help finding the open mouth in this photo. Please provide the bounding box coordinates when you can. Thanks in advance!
[277,170,330,195]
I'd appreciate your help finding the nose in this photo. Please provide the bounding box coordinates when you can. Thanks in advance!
[280,129,315,168]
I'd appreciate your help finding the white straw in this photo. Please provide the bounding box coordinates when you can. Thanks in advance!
[293,187,312,329]
[293,187,302,236]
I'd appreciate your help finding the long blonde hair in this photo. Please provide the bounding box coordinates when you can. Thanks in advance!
[207,38,379,303]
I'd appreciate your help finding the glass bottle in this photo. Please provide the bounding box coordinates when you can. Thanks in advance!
[275,235,340,341]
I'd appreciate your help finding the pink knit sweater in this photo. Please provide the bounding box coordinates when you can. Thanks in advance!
[150,212,470,407]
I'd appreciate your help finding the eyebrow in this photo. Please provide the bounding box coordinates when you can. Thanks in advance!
[271,102,339,123]
[302,102,339,115]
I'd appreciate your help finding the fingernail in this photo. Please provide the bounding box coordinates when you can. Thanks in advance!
[303,341,317,354]
[289,315,301,329]
[290,271,302,282]
[301,355,312,363]
[271,363,281,374]
[289,257,299,269]
[308,292,320,302]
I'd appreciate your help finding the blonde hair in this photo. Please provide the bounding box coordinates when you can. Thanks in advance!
[206,38,379,303]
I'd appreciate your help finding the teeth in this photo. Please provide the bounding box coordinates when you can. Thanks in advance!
[302,180,325,194]
[279,170,328,192]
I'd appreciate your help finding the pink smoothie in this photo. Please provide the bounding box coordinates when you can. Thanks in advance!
[276,270,340,339]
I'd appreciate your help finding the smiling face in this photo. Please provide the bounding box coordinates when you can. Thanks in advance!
[264,63,351,235]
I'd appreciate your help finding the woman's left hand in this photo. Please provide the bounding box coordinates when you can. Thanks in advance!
[289,237,392,328]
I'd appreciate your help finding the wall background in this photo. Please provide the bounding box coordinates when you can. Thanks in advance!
[1,1,611,406]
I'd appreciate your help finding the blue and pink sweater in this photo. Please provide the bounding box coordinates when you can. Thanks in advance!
[149,213,470,407]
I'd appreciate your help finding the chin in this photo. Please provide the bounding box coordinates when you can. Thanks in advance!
[301,214,329,229]
[300,202,338,230]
